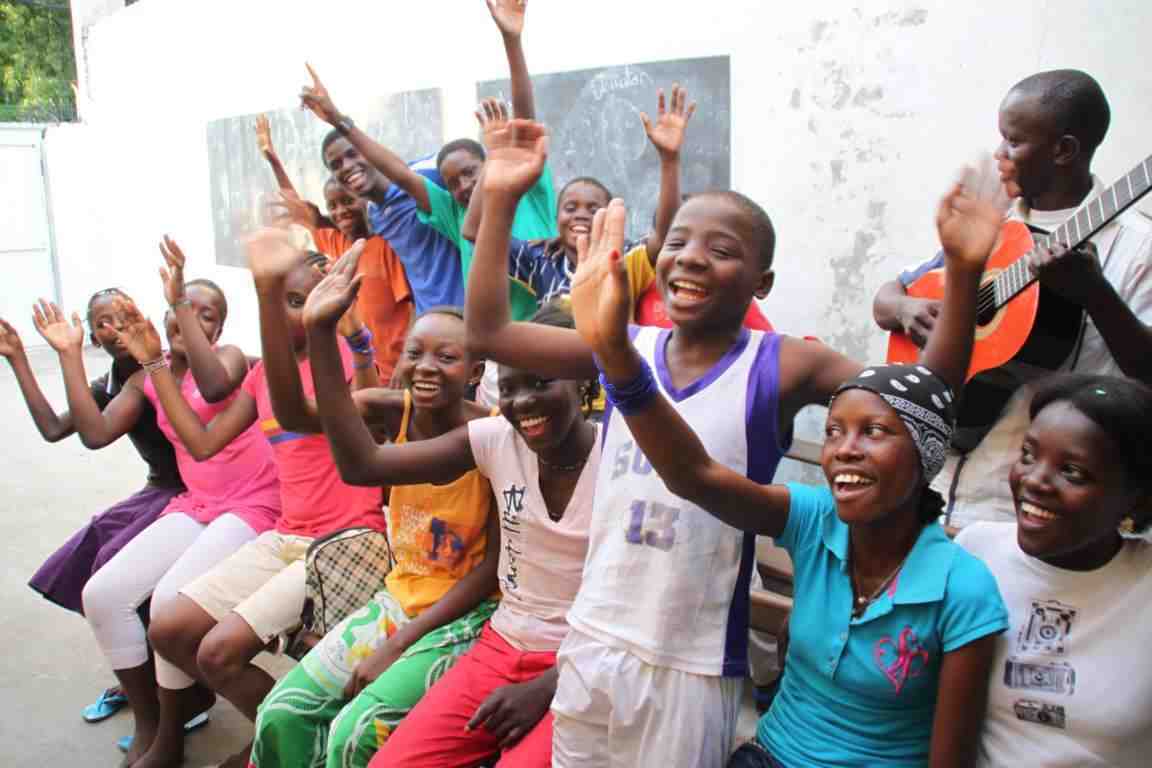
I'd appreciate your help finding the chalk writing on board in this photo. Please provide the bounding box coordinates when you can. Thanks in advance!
[478,56,730,239]
[205,89,443,268]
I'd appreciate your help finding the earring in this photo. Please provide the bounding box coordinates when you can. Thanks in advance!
[1119,517,1137,535]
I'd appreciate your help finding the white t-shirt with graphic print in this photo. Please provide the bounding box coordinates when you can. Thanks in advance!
[957,522,1152,767]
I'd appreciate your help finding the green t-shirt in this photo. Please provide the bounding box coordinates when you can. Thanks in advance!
[417,163,557,321]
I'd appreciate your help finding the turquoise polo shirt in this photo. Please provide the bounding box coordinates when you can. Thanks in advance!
[758,483,1008,767]
[417,162,557,322]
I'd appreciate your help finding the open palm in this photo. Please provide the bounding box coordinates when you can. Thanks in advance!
[936,183,1002,271]
[247,227,305,282]
[481,119,548,199]
[641,84,696,158]
[32,299,85,352]
[0,318,24,358]
[570,199,631,355]
[487,0,526,37]
[256,114,275,156]
[108,299,163,362]
[304,244,364,330]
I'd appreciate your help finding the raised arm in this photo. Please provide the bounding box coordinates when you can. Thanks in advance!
[159,236,248,402]
[256,114,300,197]
[641,84,695,255]
[461,99,510,244]
[465,119,597,379]
[487,0,534,120]
[110,303,256,461]
[0,317,73,442]
[571,199,792,535]
[34,301,143,449]
[303,255,478,486]
[300,64,430,212]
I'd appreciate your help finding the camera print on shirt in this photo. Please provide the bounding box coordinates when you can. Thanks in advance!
[1005,598,1078,730]
[499,484,526,593]
[612,439,682,551]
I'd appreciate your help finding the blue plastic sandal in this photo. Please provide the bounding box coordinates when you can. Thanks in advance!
[83,687,129,723]
[116,711,210,753]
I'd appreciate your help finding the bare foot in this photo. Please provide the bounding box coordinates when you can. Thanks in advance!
[123,721,158,766]
[218,742,252,768]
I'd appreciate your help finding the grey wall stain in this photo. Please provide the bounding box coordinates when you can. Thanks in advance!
[874,8,929,27]
[821,200,889,361]
[790,88,802,109]
[830,158,846,186]
[810,20,830,43]
[852,86,884,107]
[808,116,819,134]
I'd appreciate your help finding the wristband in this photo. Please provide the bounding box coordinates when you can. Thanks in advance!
[335,115,355,135]
[599,358,658,416]
[142,357,169,374]
[170,298,192,309]
[344,327,374,356]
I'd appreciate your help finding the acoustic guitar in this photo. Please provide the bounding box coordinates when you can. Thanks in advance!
[887,155,1152,445]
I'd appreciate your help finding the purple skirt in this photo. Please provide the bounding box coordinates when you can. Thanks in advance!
[29,484,182,615]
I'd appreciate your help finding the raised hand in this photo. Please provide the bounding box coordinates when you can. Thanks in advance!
[32,299,85,353]
[255,114,276,157]
[159,235,188,307]
[936,182,1002,273]
[106,298,163,363]
[271,190,323,230]
[480,118,549,200]
[304,242,365,331]
[0,317,25,359]
[300,63,342,126]
[475,98,511,149]
[486,0,526,38]
[641,84,696,159]
[246,227,306,284]
[570,198,631,357]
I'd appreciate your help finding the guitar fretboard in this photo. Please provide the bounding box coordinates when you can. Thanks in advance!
[984,154,1152,313]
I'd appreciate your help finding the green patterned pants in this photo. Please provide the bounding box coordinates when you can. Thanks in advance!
[251,588,497,768]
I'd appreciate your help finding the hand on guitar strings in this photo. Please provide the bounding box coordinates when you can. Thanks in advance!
[1029,240,1106,307]
[899,298,941,349]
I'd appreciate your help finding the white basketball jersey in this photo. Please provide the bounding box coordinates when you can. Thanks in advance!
[567,326,788,676]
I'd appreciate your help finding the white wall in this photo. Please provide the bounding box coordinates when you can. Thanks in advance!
[44,0,1152,361]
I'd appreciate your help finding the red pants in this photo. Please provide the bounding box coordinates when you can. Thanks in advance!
[371,624,555,767]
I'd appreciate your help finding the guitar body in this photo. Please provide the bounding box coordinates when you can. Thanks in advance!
[887,220,1083,444]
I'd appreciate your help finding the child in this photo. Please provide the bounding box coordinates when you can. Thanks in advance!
[117,237,384,768]
[251,300,500,768]
[56,274,280,765]
[956,374,1152,767]
[1,292,183,723]
[256,117,413,379]
[299,0,554,323]
[302,287,597,767]
[465,117,1007,765]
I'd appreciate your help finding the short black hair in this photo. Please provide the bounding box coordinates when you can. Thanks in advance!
[436,138,485,171]
[1030,374,1152,498]
[1010,69,1111,156]
[303,250,329,269]
[320,129,345,167]
[693,190,777,269]
[86,288,129,327]
[559,176,612,204]
[185,278,228,323]
[416,304,465,323]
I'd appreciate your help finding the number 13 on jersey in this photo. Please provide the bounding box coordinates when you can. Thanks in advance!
[626,500,680,551]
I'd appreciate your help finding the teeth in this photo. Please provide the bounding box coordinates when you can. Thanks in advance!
[412,381,439,392]
[571,225,590,234]
[834,473,875,486]
[1021,501,1056,520]
[519,416,548,428]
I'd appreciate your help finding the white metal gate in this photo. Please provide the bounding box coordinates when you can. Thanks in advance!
[0,124,60,345]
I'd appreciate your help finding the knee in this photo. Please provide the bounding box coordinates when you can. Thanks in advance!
[147,606,189,660]
[196,628,251,689]
[80,570,118,625]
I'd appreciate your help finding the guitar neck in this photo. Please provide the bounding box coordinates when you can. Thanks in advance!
[989,154,1152,310]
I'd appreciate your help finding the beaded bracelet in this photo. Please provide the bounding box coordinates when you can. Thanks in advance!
[344,327,374,356]
[142,357,169,374]
[599,358,658,416]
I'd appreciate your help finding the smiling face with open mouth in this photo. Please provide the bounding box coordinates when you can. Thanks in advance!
[324,137,381,200]
[557,181,610,256]
[324,179,369,240]
[497,365,584,454]
[655,195,773,333]
[394,312,479,410]
[88,293,134,362]
[1010,400,1141,569]
[821,388,922,525]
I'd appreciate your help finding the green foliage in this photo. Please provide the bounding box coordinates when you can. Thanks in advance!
[0,0,77,122]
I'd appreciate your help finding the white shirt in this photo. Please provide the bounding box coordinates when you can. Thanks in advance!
[938,178,1152,526]
[956,523,1152,767]
[467,416,597,652]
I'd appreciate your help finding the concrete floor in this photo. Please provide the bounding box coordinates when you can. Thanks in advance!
[0,346,761,767]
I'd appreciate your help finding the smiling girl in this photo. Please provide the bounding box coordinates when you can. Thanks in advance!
[956,374,1152,767]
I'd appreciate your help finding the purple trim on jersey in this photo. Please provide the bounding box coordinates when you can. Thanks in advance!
[897,251,945,287]
[721,333,788,676]
[654,327,752,402]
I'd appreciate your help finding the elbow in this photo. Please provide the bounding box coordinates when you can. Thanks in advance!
[78,433,110,450]
[190,445,216,462]
[464,328,495,360]
[199,384,231,404]
[336,460,377,488]
[43,428,70,444]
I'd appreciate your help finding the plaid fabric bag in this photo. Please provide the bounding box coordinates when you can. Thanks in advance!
[297,527,392,644]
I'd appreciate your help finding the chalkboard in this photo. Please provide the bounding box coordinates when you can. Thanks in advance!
[478,56,730,237]
[205,89,443,267]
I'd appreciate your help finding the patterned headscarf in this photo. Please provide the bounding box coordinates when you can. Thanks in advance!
[832,364,956,484]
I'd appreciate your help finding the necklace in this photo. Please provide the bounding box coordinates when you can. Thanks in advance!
[850,554,908,618]
[537,454,587,473]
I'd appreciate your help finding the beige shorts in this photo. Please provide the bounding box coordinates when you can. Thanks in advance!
[180,530,311,642]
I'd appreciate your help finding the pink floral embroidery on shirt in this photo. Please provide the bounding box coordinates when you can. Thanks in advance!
[874,626,930,694]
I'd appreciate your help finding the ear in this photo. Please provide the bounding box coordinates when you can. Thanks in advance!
[754,269,775,300]
[1125,492,1152,534]
[1053,134,1081,167]
[469,360,486,387]
[90,331,99,347]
